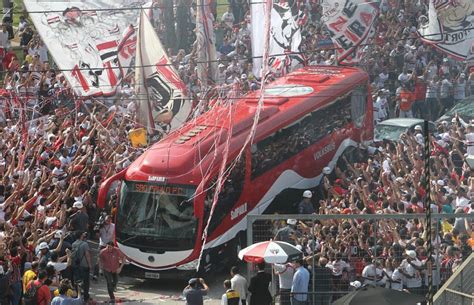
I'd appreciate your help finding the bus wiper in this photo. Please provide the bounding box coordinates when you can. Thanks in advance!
[119,235,141,244]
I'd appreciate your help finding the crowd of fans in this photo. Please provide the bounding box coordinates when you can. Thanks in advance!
[266,113,474,301]
[0,0,473,305]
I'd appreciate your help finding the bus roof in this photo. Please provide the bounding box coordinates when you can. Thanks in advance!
[125,66,368,185]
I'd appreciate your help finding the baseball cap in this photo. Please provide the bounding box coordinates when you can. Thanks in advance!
[73,201,83,209]
[54,230,63,239]
[303,190,312,198]
[323,167,331,175]
[287,219,297,225]
[39,242,49,250]
[188,278,198,285]
[414,125,422,131]
[406,250,416,258]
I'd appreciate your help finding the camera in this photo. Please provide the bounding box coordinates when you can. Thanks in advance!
[93,212,108,232]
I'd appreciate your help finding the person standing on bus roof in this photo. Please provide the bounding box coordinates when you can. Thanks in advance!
[298,191,315,214]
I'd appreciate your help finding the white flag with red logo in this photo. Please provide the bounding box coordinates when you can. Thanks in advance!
[23,0,150,97]
[321,0,379,64]
[418,0,474,60]
[135,10,191,133]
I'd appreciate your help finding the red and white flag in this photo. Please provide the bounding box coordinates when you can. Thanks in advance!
[24,0,150,97]
[135,9,191,133]
[321,0,379,64]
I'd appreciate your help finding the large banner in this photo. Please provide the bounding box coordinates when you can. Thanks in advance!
[418,0,474,60]
[196,0,218,87]
[134,10,191,133]
[321,0,379,64]
[23,0,149,96]
[251,0,304,77]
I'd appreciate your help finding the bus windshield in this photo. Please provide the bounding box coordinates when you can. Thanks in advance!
[116,182,198,250]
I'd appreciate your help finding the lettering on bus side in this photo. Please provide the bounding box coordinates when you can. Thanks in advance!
[313,142,336,160]
[230,203,247,221]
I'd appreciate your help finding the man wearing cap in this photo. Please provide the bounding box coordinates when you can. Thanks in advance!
[99,241,125,301]
[399,250,422,294]
[69,201,89,233]
[275,219,301,246]
[298,191,315,214]
[36,232,64,270]
[183,277,209,305]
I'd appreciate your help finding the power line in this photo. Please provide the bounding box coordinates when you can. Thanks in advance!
[9,25,472,75]
[7,1,263,15]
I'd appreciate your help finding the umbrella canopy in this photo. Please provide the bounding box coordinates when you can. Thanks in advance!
[238,240,303,264]
[331,286,426,305]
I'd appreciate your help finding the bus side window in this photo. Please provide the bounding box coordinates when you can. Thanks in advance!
[350,85,367,128]
[250,93,355,179]
[206,155,246,234]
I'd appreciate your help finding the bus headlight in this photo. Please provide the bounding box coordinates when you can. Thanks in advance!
[176,259,199,271]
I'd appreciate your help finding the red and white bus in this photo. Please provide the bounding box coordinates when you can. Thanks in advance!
[97,66,373,279]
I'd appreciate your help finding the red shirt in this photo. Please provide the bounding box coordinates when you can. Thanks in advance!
[99,247,124,273]
[27,280,50,305]
[399,90,414,111]
[414,79,427,101]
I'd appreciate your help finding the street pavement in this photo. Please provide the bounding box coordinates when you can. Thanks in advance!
[90,274,227,305]
[88,240,229,305]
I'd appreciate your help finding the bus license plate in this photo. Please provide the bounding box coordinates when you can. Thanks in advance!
[144,272,160,279]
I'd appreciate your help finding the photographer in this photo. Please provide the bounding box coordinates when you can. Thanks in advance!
[183,277,209,305]
[93,214,114,280]
[51,279,83,305]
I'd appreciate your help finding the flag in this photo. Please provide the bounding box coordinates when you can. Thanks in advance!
[135,9,192,133]
[418,0,474,60]
[196,0,218,88]
[23,0,150,96]
[321,0,379,64]
[251,0,304,77]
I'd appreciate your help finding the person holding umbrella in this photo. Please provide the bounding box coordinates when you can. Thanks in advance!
[248,262,272,305]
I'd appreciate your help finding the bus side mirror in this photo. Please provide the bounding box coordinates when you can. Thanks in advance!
[97,169,126,209]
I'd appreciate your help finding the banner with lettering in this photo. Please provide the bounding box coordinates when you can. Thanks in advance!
[251,0,304,77]
[321,0,379,64]
[418,0,474,60]
[23,0,150,97]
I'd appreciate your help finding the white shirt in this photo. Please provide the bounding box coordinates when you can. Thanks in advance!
[327,260,350,276]
[440,79,452,98]
[398,72,410,83]
[456,196,470,208]
[362,264,383,286]
[230,274,248,300]
[391,269,403,291]
[99,223,115,246]
[400,259,422,288]
[274,263,295,289]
